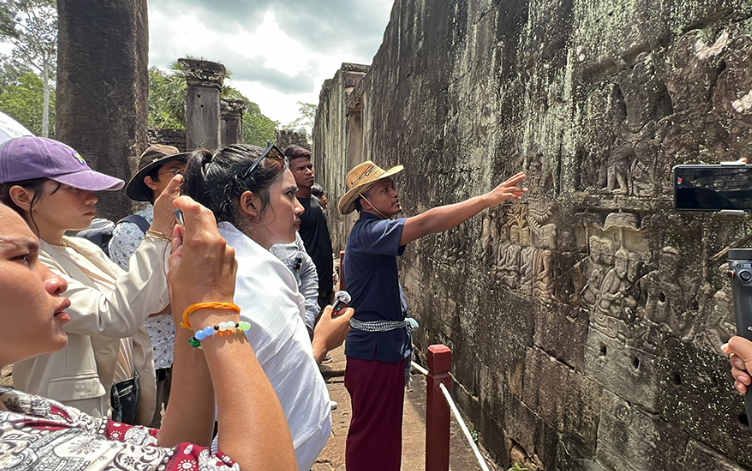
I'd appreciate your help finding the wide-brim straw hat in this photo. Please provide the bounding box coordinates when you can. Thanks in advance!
[338,160,404,215]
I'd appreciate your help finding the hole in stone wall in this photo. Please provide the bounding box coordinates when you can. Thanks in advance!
[659,292,666,303]
[197,94,201,98]
[738,414,749,430]
[600,344,607,356]
[201,105,204,108]
[631,357,640,370]
[671,372,682,385]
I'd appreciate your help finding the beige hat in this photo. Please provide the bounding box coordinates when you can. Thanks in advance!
[338,160,404,214]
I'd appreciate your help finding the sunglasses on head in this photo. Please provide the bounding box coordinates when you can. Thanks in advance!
[240,142,285,180]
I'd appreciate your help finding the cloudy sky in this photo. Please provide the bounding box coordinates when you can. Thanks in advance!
[147,0,394,125]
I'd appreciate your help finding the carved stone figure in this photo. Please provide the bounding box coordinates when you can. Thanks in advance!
[501,244,523,289]
[595,248,630,319]
[527,198,557,249]
[519,246,536,294]
[638,247,686,334]
[533,249,555,300]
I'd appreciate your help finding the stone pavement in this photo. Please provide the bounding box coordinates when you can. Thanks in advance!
[315,346,497,471]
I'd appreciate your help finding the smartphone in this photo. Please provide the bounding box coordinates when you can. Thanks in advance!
[673,164,752,212]
[174,209,184,225]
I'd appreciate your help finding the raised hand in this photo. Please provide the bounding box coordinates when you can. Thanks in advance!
[167,196,237,323]
[150,175,183,236]
[484,172,527,207]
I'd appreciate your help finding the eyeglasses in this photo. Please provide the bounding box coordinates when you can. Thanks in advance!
[158,168,185,177]
[240,142,285,180]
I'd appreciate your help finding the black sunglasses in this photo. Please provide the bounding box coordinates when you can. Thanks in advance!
[240,142,285,180]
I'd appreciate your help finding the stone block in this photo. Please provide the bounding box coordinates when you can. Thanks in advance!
[597,389,689,471]
[584,326,666,412]
[658,337,752,467]
[534,301,589,372]
[683,439,750,471]
[523,347,601,454]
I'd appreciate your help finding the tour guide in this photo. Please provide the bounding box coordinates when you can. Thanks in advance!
[338,160,527,471]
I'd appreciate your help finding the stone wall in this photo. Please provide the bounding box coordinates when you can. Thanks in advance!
[147,128,187,151]
[314,0,752,469]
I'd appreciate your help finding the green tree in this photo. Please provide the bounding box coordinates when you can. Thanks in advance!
[281,101,316,138]
[0,0,57,137]
[148,66,186,129]
[243,102,278,146]
[0,71,55,136]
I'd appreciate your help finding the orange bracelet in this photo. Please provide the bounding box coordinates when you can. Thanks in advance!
[181,302,241,330]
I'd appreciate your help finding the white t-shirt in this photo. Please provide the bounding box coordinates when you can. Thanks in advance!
[214,223,331,470]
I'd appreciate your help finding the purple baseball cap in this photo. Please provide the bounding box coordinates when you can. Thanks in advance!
[0,137,124,191]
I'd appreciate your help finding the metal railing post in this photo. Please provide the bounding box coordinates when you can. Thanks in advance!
[426,344,452,471]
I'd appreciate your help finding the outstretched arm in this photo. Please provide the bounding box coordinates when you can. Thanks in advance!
[400,172,526,246]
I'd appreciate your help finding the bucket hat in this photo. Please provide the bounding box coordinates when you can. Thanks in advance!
[0,137,124,191]
[126,145,189,201]
[338,160,403,215]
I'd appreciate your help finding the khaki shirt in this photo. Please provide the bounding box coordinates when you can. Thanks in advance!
[12,236,170,425]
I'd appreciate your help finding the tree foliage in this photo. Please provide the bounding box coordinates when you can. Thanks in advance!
[281,101,316,138]
[0,0,57,137]
[148,66,186,129]
[0,70,55,137]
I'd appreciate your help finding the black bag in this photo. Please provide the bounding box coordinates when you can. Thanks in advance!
[76,215,150,257]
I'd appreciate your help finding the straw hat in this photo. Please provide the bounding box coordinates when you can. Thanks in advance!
[338,160,404,214]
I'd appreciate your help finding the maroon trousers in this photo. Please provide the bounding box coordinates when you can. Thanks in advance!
[344,357,406,471]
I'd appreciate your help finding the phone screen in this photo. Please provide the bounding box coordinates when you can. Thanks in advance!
[673,165,752,211]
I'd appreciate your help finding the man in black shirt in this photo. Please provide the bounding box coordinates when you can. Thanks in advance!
[285,145,334,308]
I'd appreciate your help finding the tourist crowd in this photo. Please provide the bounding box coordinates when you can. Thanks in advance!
[0,135,749,471]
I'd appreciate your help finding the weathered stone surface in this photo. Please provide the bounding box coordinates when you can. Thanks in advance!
[534,302,588,372]
[220,98,245,147]
[314,0,752,467]
[524,347,601,454]
[584,326,666,412]
[147,128,186,152]
[658,337,752,466]
[180,58,225,151]
[597,389,689,471]
[56,0,149,220]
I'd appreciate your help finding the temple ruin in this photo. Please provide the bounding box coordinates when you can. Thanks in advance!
[314,0,752,469]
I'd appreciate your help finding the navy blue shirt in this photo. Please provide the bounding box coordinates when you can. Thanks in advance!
[344,212,411,363]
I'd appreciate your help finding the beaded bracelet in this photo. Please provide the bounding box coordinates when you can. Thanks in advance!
[189,321,251,349]
[181,302,242,329]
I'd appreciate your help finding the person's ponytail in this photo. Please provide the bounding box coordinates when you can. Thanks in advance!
[181,149,213,209]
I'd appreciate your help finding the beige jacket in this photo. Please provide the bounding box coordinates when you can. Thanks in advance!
[12,236,170,425]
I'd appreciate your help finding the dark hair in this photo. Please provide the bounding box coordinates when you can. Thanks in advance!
[353,197,363,212]
[283,145,311,162]
[311,184,324,197]
[181,144,287,227]
[0,178,60,234]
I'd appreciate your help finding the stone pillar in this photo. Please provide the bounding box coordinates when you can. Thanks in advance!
[220,98,246,147]
[179,58,225,151]
[56,0,149,220]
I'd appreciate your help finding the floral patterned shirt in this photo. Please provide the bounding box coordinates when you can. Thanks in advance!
[109,205,175,370]
[0,387,238,470]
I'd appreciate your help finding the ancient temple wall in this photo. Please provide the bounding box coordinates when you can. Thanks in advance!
[315,0,752,468]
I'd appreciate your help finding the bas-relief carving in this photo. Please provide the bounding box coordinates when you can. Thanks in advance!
[487,201,557,300]
[636,247,689,335]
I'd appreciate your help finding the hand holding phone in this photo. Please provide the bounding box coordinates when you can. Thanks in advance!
[331,290,351,316]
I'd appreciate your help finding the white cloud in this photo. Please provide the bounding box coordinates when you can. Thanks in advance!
[147,0,393,125]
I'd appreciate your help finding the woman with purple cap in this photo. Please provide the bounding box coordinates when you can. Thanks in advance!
[0,136,179,426]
